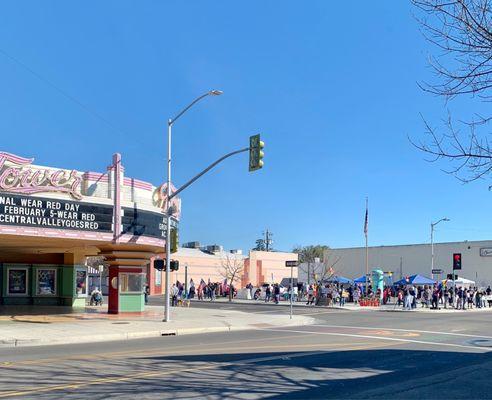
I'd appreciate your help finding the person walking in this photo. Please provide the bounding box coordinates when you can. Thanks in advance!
[306,285,315,305]
[431,287,440,310]
[265,285,271,303]
[353,287,361,305]
[171,283,178,307]
[273,284,280,304]
[403,287,412,310]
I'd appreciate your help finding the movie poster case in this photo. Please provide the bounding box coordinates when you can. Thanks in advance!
[34,267,58,296]
[6,266,29,296]
[75,267,88,297]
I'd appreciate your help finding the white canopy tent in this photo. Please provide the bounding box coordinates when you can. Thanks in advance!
[449,276,475,287]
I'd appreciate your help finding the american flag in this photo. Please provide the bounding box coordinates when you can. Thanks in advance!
[364,200,368,237]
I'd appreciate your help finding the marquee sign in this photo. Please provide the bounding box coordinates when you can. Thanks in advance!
[0,152,82,200]
[0,151,173,239]
[0,193,113,232]
[122,207,170,239]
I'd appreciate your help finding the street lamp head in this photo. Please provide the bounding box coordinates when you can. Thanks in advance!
[209,89,223,96]
[444,218,450,222]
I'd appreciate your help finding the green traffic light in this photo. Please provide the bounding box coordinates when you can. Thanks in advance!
[249,134,265,172]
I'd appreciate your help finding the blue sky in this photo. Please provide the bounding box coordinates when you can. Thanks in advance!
[1,1,490,252]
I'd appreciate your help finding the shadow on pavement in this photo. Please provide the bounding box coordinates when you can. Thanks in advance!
[3,348,490,399]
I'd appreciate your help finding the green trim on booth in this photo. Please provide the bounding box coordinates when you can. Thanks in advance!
[119,293,144,312]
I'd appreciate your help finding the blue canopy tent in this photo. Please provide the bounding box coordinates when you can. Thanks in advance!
[324,275,353,284]
[354,275,369,284]
[394,274,435,286]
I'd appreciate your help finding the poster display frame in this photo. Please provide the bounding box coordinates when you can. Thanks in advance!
[6,266,29,296]
[34,267,58,297]
[75,267,88,297]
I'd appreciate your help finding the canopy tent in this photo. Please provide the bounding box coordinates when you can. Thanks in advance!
[394,274,435,286]
[354,275,370,285]
[324,275,353,284]
[280,278,298,287]
[447,276,475,287]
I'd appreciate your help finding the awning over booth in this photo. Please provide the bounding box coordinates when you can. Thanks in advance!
[394,274,435,286]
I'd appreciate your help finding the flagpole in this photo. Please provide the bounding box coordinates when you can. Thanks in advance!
[365,197,369,295]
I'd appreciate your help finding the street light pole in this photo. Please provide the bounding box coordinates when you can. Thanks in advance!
[164,90,222,322]
[430,217,450,278]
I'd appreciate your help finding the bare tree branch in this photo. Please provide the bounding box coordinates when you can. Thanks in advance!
[412,0,492,182]
[218,255,245,302]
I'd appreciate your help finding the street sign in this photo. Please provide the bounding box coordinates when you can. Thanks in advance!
[431,268,443,274]
[285,260,299,267]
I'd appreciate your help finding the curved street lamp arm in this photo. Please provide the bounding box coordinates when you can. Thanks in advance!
[169,91,216,125]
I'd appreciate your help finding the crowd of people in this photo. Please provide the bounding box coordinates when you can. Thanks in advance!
[169,279,237,306]
[254,281,492,311]
[394,284,492,310]
[159,277,492,311]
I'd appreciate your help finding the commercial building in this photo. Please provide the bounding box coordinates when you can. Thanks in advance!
[147,243,298,295]
[298,240,492,286]
[0,151,177,313]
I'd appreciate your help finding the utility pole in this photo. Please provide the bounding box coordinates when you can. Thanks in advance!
[430,217,450,278]
[263,229,273,251]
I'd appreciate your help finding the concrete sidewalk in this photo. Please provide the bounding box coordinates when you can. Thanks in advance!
[0,305,314,348]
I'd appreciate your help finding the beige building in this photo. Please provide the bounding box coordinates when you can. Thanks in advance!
[148,245,298,294]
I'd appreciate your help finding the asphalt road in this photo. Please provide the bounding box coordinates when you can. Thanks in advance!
[1,301,492,399]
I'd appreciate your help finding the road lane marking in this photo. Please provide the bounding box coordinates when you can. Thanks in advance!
[0,342,393,398]
[308,324,492,339]
[257,327,490,351]
[0,332,362,368]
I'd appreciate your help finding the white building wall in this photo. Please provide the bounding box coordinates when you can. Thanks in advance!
[324,240,492,286]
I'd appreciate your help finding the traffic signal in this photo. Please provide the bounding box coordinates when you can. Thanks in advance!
[249,134,264,172]
[447,273,458,280]
[154,259,179,271]
[170,227,179,253]
[453,253,462,270]
[154,259,165,271]
[170,260,179,271]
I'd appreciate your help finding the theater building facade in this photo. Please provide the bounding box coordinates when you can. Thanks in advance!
[0,151,177,313]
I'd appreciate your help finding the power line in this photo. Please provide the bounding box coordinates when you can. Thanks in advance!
[0,47,128,137]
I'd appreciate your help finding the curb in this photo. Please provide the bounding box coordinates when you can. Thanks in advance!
[0,315,316,348]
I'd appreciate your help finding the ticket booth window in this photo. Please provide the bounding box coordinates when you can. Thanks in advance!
[35,268,57,296]
[120,273,144,293]
[7,267,29,296]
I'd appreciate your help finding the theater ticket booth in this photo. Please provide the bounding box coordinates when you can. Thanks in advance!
[0,151,178,313]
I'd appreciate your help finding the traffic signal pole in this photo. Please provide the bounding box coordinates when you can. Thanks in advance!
[164,119,172,322]
[168,147,249,201]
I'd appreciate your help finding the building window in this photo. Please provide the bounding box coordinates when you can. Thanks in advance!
[36,268,57,296]
[75,268,88,297]
[120,273,144,294]
[155,268,161,286]
[7,267,29,296]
